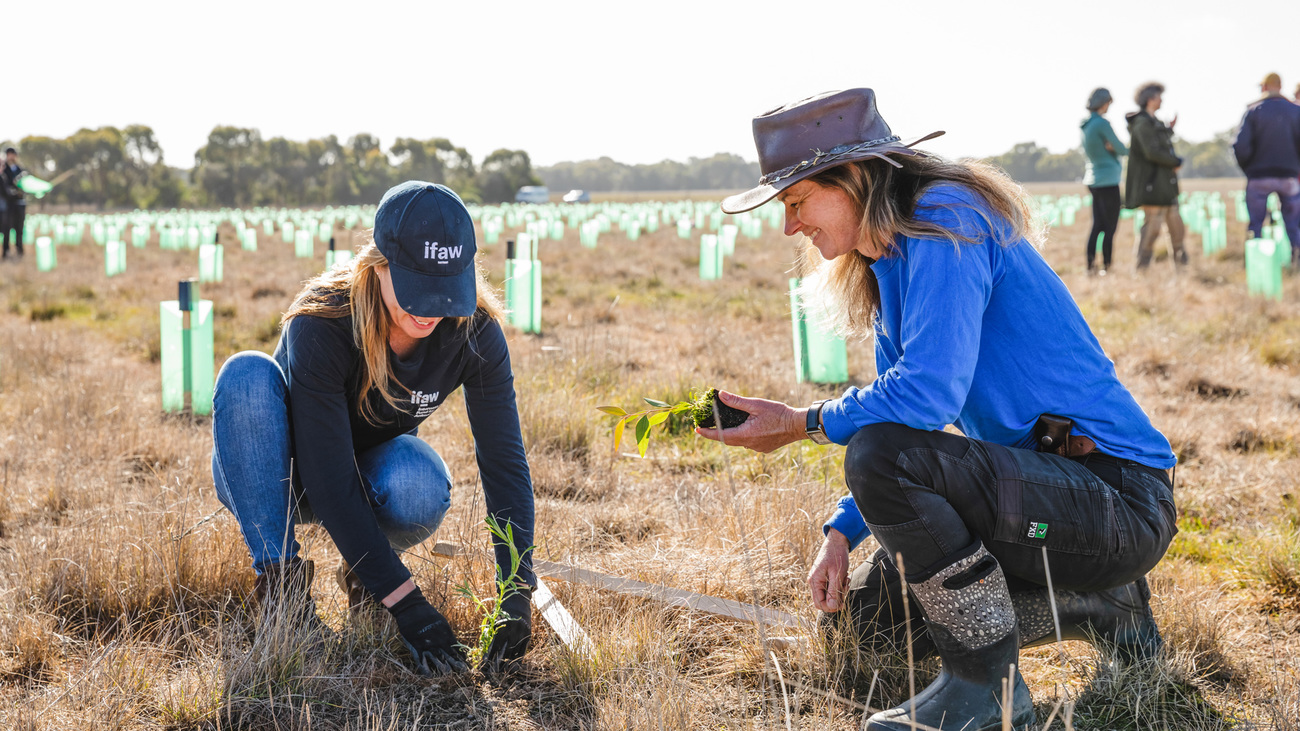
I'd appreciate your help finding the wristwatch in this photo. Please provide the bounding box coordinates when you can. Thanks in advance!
[805,400,832,445]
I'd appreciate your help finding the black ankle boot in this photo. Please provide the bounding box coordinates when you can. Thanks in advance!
[335,559,382,615]
[1015,575,1163,662]
[865,544,1035,731]
[252,557,330,636]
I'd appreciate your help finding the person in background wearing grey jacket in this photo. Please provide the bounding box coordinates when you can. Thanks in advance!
[1081,88,1128,274]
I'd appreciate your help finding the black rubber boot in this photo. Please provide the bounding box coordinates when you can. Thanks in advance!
[1016,575,1163,662]
[834,548,1163,664]
[864,543,1035,731]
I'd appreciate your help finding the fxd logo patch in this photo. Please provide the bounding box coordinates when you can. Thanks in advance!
[423,240,463,264]
[1027,522,1049,540]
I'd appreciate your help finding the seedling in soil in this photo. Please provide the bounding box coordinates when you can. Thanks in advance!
[455,514,534,669]
[598,388,749,457]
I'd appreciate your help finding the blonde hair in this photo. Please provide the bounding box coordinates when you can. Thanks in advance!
[282,235,505,425]
[795,154,1038,341]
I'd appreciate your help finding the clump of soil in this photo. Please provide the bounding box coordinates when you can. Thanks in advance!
[690,388,749,430]
[1187,377,1247,400]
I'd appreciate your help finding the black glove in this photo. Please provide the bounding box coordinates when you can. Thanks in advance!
[484,587,533,673]
[387,587,468,675]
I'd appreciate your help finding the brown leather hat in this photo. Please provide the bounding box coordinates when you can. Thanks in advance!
[721,89,944,214]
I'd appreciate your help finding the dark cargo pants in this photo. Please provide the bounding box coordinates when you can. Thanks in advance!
[843,422,1177,591]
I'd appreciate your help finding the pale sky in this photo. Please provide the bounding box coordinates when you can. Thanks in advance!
[12,0,1299,169]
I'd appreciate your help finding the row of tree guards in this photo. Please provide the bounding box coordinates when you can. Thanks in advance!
[15,190,1279,414]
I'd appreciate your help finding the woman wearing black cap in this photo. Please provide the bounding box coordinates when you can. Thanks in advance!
[210,181,535,675]
[699,90,1176,730]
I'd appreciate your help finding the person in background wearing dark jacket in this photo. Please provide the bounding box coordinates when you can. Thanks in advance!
[1125,82,1187,269]
[1,148,26,260]
[211,181,536,676]
[1081,88,1127,274]
[1233,72,1300,264]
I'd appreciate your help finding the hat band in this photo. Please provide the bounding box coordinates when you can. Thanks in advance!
[758,135,902,186]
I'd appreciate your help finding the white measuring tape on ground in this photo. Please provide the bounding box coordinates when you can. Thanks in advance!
[429,542,805,647]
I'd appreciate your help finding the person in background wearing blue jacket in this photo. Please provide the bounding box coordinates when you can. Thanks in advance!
[211,181,536,676]
[1081,88,1127,274]
[1233,72,1300,265]
[703,89,1176,731]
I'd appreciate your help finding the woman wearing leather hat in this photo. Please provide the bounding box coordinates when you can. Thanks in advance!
[699,89,1176,730]
[210,181,535,675]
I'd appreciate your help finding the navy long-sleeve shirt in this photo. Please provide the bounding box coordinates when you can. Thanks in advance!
[821,185,1174,550]
[273,307,535,599]
[1233,95,1300,179]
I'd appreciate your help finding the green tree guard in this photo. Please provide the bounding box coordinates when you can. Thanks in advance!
[503,237,542,334]
[579,221,599,248]
[160,280,215,415]
[699,234,722,280]
[719,224,738,256]
[677,219,691,239]
[240,227,257,251]
[1246,238,1283,301]
[282,221,295,244]
[36,236,56,272]
[132,225,149,248]
[294,230,314,258]
[105,240,126,277]
[198,243,224,283]
[790,277,849,384]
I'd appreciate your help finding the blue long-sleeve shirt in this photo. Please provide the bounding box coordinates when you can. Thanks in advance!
[821,185,1175,550]
[274,308,535,598]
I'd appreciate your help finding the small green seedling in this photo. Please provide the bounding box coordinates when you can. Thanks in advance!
[598,388,749,457]
[455,514,534,668]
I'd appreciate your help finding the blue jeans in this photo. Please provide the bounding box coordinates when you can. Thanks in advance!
[1246,177,1300,255]
[211,351,452,575]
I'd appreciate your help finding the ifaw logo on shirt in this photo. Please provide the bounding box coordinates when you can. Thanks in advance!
[423,241,463,264]
[411,390,440,418]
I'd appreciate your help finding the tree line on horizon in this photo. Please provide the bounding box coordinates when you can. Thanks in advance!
[0,125,1243,210]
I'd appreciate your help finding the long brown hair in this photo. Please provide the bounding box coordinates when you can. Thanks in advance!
[795,154,1039,340]
[282,236,505,425]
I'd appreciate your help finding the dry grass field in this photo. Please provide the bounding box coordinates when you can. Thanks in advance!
[1,180,1298,729]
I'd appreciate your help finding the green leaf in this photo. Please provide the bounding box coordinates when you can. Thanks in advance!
[635,414,651,444]
[647,411,671,427]
[597,405,627,416]
[643,397,671,409]
[670,403,693,414]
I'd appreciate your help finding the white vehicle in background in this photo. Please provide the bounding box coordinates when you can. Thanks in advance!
[515,186,549,204]
[562,189,590,203]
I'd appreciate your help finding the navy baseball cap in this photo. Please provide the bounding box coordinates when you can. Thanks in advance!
[373,181,478,318]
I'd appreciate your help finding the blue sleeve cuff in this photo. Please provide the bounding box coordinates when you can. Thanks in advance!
[823,494,872,551]
[820,393,865,445]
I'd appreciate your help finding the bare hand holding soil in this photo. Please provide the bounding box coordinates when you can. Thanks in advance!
[694,391,807,453]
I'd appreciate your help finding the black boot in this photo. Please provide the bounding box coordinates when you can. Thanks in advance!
[251,557,331,637]
[865,543,1035,731]
[335,559,382,615]
[1015,575,1163,662]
